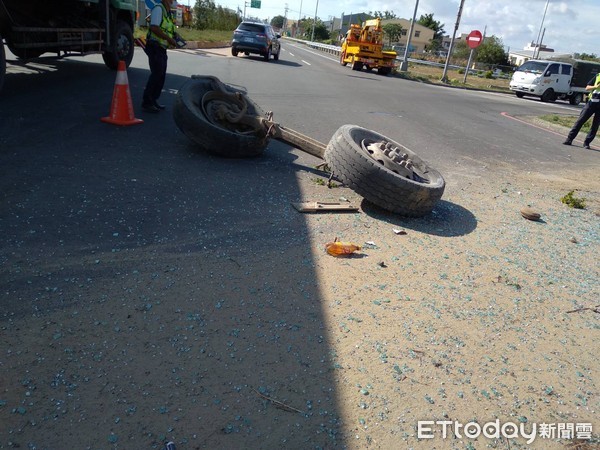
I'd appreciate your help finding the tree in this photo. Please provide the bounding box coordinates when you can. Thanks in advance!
[299,18,330,41]
[382,23,402,46]
[576,53,600,62]
[271,15,285,29]
[193,0,215,29]
[312,22,330,41]
[418,13,445,52]
[476,36,508,65]
[452,40,470,60]
[369,11,397,19]
[193,0,239,30]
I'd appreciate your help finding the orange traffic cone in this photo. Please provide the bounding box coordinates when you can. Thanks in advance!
[101,60,143,126]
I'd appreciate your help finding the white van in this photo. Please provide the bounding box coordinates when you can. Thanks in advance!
[510,60,583,104]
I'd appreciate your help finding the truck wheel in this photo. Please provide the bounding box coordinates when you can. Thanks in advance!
[340,51,347,66]
[102,20,134,70]
[324,125,445,217]
[515,92,524,98]
[569,93,583,105]
[0,40,5,93]
[232,48,238,56]
[351,59,362,71]
[378,67,391,75]
[541,89,556,103]
[173,76,270,158]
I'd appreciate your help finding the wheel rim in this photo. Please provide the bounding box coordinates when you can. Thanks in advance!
[116,33,131,60]
[360,139,431,183]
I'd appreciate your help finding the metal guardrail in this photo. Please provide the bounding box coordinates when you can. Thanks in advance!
[283,36,469,72]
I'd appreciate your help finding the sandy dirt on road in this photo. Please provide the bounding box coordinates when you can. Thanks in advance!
[1,117,599,450]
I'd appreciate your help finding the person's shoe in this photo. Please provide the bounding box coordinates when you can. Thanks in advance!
[583,143,591,149]
[141,103,160,113]
[562,139,572,145]
[154,102,166,110]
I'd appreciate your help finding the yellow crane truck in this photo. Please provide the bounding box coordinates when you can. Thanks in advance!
[339,18,397,75]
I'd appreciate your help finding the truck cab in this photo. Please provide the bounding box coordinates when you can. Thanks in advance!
[510,60,573,102]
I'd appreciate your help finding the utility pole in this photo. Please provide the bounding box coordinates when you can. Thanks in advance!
[441,0,465,83]
[310,0,319,42]
[534,0,550,59]
[284,3,288,34]
[297,0,303,37]
[400,0,419,72]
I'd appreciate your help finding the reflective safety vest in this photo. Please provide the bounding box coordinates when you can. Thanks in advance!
[148,4,175,49]
[593,73,600,93]
[590,73,600,102]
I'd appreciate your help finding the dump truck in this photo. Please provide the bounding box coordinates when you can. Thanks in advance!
[339,18,397,75]
[0,0,138,92]
[510,58,600,105]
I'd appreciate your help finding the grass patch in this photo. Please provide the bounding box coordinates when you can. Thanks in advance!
[539,114,591,133]
[312,177,339,188]
[398,63,511,92]
[561,190,587,209]
[135,27,232,43]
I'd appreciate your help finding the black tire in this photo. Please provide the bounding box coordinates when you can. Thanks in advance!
[541,88,556,103]
[340,51,347,66]
[102,20,134,70]
[324,125,445,217]
[351,58,361,71]
[232,48,238,56]
[378,67,391,75]
[264,47,271,61]
[173,76,270,158]
[273,47,279,61]
[515,92,525,98]
[569,93,583,105]
[0,40,5,93]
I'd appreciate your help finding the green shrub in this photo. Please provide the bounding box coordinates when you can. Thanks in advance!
[561,190,586,209]
[484,70,494,79]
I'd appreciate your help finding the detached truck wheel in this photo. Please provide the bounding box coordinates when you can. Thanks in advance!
[173,76,270,158]
[324,125,445,217]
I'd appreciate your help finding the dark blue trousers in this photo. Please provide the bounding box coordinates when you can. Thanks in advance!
[142,41,168,106]
[567,100,600,145]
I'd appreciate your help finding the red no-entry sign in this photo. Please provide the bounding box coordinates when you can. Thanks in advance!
[466,30,483,49]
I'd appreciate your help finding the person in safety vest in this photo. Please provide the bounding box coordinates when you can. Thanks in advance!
[142,0,177,113]
[563,73,600,150]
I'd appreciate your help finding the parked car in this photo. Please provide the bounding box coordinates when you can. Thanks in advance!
[231,22,281,61]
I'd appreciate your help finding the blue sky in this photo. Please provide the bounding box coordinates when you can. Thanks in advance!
[206,0,599,56]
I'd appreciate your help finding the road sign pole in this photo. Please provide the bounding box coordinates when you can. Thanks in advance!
[463,48,474,84]
[441,0,465,83]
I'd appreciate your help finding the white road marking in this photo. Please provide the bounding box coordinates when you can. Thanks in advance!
[287,42,339,63]
[301,60,311,65]
[288,52,295,56]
